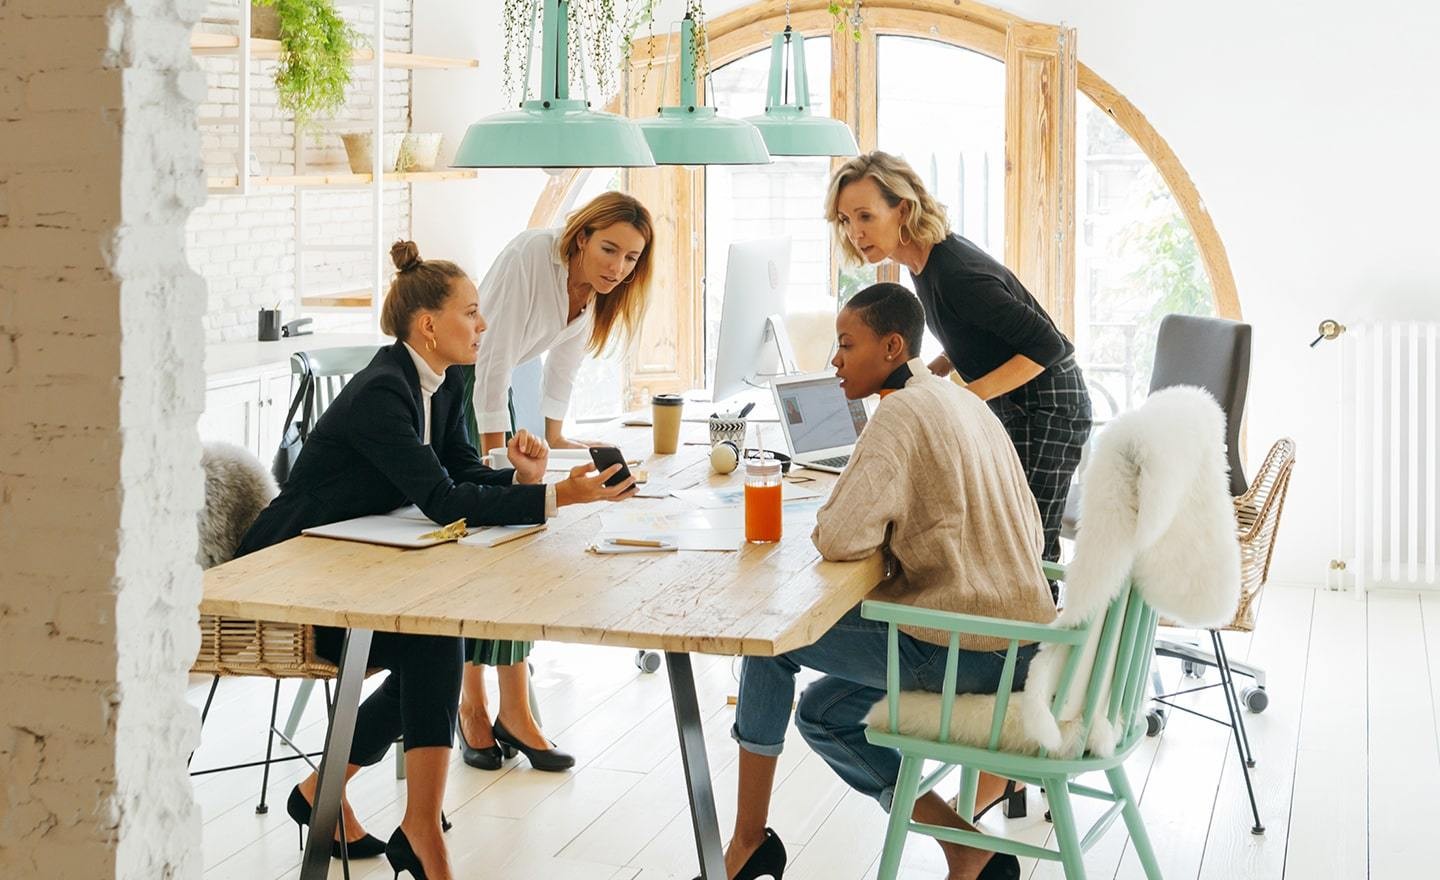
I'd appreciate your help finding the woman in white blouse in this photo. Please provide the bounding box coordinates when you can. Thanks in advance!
[457,191,655,772]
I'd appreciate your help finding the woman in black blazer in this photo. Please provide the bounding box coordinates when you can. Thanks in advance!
[236,241,634,880]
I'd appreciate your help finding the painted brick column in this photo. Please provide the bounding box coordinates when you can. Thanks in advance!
[0,1,207,877]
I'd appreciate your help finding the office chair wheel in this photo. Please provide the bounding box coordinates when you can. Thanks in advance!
[1181,659,1207,679]
[1241,686,1269,713]
[635,650,662,674]
[1145,708,1167,737]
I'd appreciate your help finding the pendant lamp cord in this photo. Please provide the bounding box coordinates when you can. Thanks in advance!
[782,0,792,106]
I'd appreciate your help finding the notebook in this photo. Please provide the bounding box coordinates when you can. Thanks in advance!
[301,507,546,549]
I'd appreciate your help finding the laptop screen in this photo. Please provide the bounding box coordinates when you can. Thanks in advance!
[775,376,869,454]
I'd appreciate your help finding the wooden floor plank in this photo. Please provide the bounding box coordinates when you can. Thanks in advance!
[1365,592,1440,879]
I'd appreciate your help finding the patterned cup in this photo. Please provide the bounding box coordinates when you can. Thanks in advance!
[709,416,747,450]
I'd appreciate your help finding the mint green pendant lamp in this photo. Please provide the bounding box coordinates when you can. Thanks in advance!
[743,26,858,158]
[453,0,655,169]
[636,16,771,166]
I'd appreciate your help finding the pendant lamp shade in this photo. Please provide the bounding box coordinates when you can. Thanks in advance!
[452,0,655,169]
[742,29,857,158]
[636,17,771,166]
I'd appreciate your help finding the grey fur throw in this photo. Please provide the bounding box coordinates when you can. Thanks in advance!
[198,442,277,569]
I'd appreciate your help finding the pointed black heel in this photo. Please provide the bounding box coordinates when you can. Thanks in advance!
[385,827,431,880]
[285,785,387,859]
[492,718,575,771]
[456,715,506,770]
[692,827,786,880]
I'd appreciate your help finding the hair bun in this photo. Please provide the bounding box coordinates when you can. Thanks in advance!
[390,240,422,273]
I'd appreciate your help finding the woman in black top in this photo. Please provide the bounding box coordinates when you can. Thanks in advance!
[826,151,1092,579]
[236,241,635,880]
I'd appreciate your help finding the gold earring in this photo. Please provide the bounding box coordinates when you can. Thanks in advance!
[427,337,436,353]
[898,226,911,246]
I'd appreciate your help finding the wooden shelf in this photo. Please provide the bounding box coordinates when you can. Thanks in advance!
[190,33,480,69]
[206,170,477,191]
[300,289,373,310]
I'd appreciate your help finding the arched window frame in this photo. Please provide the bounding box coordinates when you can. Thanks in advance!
[528,0,1240,405]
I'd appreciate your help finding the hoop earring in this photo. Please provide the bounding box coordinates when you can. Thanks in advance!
[898,225,912,247]
[426,337,436,353]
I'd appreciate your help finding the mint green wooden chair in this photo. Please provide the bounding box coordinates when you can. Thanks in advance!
[863,561,1163,880]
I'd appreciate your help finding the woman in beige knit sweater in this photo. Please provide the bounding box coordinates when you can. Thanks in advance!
[710,283,1056,880]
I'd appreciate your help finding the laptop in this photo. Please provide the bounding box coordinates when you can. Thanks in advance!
[770,372,869,473]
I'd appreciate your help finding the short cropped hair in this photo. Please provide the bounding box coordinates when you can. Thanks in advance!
[843,282,925,359]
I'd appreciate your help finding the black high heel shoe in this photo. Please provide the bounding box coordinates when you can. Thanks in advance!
[456,715,506,771]
[385,827,429,880]
[973,780,1027,821]
[492,717,575,772]
[285,785,387,859]
[978,852,1021,879]
[692,827,786,880]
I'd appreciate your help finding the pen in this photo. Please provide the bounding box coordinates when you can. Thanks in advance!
[737,401,756,418]
[610,537,666,548]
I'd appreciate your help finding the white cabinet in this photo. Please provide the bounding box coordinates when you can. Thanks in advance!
[200,366,294,463]
[199,375,262,454]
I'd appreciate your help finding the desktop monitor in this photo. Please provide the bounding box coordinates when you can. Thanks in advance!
[711,236,794,404]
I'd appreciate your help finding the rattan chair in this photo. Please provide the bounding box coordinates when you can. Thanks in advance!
[1146,436,1295,835]
[190,441,341,818]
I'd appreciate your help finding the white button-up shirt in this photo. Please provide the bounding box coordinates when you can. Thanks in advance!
[471,227,592,434]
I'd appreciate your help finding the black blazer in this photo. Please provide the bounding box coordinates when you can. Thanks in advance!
[237,343,546,556]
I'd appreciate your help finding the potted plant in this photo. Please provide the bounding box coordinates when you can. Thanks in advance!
[252,0,361,131]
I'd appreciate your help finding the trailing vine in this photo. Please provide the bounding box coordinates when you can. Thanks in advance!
[828,1,863,43]
[254,0,364,131]
[501,0,677,106]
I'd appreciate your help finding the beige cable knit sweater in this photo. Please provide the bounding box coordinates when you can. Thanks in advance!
[812,358,1057,651]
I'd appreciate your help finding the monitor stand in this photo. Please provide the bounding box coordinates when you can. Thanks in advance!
[745,313,800,389]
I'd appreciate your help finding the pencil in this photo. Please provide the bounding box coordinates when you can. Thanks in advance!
[610,537,666,548]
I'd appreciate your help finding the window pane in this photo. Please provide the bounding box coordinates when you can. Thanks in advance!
[1073,93,1214,423]
[876,36,1005,361]
[705,38,836,379]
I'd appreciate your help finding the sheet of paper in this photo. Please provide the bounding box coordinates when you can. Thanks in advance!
[600,508,744,533]
[459,523,546,548]
[671,482,823,509]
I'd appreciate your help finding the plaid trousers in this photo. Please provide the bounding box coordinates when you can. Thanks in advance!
[988,356,1092,565]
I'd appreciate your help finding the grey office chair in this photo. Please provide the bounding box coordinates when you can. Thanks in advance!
[1063,315,1272,834]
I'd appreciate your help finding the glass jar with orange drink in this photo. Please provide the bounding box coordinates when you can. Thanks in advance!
[744,454,783,543]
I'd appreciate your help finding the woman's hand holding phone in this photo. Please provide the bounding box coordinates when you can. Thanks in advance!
[554,462,636,506]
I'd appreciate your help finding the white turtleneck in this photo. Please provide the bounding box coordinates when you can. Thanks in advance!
[403,341,559,517]
[403,342,446,444]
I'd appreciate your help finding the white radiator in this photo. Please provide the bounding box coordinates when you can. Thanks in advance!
[1338,321,1440,590]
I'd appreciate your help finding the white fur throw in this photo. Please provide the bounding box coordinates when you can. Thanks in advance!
[198,442,277,570]
[866,387,1241,757]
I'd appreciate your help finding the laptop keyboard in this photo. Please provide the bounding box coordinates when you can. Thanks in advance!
[811,454,851,469]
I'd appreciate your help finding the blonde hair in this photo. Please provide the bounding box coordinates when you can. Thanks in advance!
[379,241,469,340]
[824,151,950,265]
[558,191,655,355]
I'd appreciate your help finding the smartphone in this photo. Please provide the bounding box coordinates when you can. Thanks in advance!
[588,445,634,489]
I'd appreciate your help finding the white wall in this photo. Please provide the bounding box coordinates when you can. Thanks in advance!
[987,0,1440,585]
[411,3,552,283]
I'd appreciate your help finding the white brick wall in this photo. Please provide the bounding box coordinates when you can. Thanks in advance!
[0,0,206,877]
[189,1,415,343]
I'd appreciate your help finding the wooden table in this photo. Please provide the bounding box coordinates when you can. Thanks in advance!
[201,422,883,879]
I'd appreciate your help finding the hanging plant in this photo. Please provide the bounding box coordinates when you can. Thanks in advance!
[501,1,660,105]
[684,0,709,84]
[828,1,863,43]
[254,0,364,131]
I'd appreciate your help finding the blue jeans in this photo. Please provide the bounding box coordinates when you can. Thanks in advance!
[732,604,1036,811]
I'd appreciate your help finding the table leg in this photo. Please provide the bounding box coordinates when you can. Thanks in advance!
[665,651,726,880]
[300,628,372,880]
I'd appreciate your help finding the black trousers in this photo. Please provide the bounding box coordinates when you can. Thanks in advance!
[315,627,463,767]
[989,356,1092,566]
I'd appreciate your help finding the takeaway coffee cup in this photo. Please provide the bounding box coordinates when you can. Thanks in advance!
[651,393,684,454]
